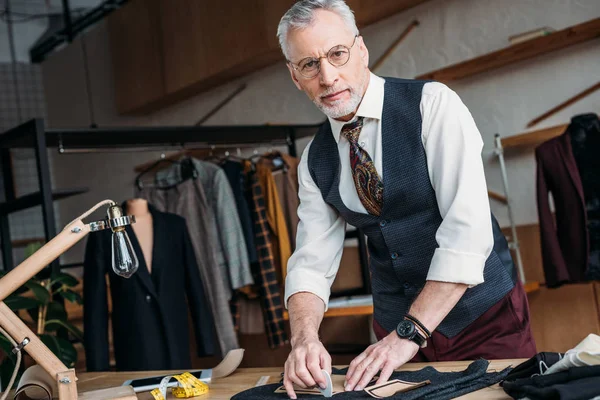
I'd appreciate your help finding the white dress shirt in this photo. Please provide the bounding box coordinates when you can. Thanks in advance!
[285,73,493,310]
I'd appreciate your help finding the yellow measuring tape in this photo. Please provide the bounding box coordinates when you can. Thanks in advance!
[150,372,209,400]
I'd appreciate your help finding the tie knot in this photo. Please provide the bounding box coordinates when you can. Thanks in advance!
[341,117,364,144]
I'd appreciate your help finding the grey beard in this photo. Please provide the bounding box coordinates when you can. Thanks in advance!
[315,72,369,119]
[315,90,363,119]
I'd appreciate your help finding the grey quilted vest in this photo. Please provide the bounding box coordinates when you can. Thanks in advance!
[307,77,516,337]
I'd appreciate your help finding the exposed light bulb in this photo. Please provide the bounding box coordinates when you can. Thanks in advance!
[111,229,138,278]
[107,204,139,278]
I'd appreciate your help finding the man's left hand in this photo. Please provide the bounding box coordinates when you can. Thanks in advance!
[344,332,419,391]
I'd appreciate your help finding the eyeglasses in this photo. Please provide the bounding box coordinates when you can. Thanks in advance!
[289,36,358,79]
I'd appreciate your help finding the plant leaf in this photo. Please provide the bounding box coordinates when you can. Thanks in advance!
[45,319,84,342]
[56,337,78,367]
[0,335,16,362]
[45,302,68,321]
[59,289,83,305]
[0,356,20,391]
[51,272,78,288]
[24,281,51,304]
[4,296,41,311]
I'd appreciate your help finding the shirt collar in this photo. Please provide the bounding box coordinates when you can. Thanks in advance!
[329,72,385,143]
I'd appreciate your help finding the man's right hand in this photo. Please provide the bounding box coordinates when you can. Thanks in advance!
[284,336,332,399]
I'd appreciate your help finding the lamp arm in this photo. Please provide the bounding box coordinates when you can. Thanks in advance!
[0,219,91,302]
[0,219,90,398]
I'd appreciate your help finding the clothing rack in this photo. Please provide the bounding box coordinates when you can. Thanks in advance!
[0,119,312,274]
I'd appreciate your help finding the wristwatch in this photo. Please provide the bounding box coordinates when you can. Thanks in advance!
[395,319,427,348]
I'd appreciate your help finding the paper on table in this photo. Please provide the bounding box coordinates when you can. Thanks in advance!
[275,374,373,395]
[364,379,430,398]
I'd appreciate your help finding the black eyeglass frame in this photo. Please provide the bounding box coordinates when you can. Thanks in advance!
[287,35,359,79]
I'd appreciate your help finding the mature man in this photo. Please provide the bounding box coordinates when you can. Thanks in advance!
[277,0,536,397]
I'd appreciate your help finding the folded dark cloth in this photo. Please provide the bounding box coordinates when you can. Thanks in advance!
[502,365,600,400]
[504,352,563,382]
[232,359,511,399]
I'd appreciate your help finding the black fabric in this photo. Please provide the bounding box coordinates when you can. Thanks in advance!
[220,160,258,263]
[569,113,600,280]
[502,365,600,400]
[232,359,510,399]
[504,352,564,382]
[307,77,516,338]
[83,204,215,372]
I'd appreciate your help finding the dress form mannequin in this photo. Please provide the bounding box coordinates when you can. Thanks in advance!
[127,198,153,273]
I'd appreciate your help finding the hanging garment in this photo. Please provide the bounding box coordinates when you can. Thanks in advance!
[269,154,301,252]
[256,162,292,279]
[156,159,253,292]
[536,113,600,287]
[83,204,214,372]
[231,359,510,399]
[137,177,240,355]
[502,365,600,400]
[243,164,288,347]
[220,160,258,263]
[569,114,600,280]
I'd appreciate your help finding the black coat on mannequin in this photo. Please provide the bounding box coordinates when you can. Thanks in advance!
[83,204,215,371]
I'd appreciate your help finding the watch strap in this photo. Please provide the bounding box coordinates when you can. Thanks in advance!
[410,330,426,347]
[405,314,431,338]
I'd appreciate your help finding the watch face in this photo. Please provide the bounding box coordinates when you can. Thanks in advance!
[396,320,415,338]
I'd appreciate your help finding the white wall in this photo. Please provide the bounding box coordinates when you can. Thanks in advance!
[41,0,600,263]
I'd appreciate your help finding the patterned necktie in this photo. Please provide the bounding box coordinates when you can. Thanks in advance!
[341,117,384,215]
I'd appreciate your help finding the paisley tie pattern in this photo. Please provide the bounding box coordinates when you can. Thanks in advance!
[341,117,384,216]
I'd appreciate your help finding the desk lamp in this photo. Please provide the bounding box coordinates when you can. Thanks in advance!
[0,200,139,400]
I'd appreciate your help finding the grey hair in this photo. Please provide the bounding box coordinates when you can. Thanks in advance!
[277,0,359,60]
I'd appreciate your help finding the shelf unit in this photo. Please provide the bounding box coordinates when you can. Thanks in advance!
[416,17,600,82]
[500,124,568,150]
[0,188,88,215]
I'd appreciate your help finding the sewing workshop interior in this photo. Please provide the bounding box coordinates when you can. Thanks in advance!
[0,0,598,399]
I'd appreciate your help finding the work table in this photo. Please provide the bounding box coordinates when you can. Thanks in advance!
[76,359,523,399]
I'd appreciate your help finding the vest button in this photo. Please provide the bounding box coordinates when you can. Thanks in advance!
[404,282,410,289]
[391,252,399,260]
[379,220,387,227]
[145,295,151,303]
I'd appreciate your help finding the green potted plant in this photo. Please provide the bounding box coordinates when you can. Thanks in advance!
[0,242,84,390]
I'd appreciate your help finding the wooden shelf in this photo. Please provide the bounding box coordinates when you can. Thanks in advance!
[501,124,567,150]
[283,304,373,320]
[416,17,600,82]
[524,281,541,294]
[488,190,507,204]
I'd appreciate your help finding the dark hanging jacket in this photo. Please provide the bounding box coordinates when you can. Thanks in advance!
[535,114,600,287]
[83,204,215,371]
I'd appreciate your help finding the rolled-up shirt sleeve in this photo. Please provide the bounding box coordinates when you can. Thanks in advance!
[421,83,493,287]
[284,141,346,311]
